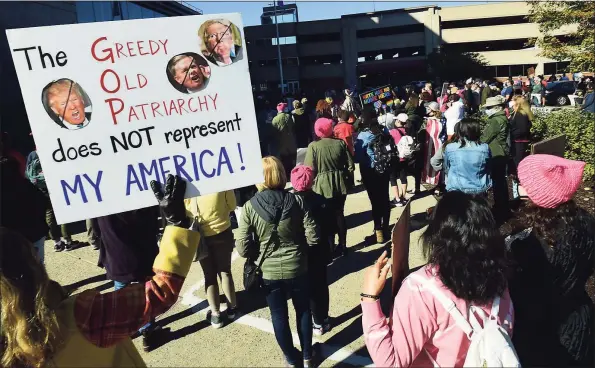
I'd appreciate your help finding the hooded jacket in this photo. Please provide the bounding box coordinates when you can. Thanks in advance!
[481,110,509,157]
[236,189,319,280]
[271,112,297,156]
[292,107,313,148]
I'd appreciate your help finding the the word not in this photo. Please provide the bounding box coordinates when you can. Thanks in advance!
[13,45,67,71]
[52,138,102,163]
[91,37,168,64]
[110,126,155,153]
[61,170,103,206]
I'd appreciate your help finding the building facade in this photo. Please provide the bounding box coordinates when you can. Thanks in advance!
[0,1,200,153]
[245,2,575,95]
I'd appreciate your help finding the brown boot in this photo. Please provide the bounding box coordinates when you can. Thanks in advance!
[375,229,385,244]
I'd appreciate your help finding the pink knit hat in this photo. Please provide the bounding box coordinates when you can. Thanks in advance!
[314,118,333,138]
[277,102,287,112]
[291,165,314,192]
[518,154,585,208]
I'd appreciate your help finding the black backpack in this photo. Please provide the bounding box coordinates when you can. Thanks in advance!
[371,130,398,174]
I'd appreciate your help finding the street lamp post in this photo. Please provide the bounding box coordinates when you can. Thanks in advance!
[273,2,285,95]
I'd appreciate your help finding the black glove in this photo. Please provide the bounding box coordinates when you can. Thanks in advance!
[151,174,189,228]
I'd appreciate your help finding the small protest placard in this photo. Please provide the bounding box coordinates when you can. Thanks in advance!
[359,85,394,108]
[7,13,263,224]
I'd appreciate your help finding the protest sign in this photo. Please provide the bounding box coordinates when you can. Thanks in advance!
[391,200,411,301]
[359,85,394,108]
[7,13,263,224]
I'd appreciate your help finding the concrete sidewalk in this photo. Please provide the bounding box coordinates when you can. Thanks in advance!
[44,169,436,367]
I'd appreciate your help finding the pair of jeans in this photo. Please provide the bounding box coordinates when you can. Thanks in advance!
[325,195,347,247]
[114,281,154,333]
[308,246,329,326]
[32,237,45,265]
[263,275,312,364]
[86,218,99,247]
[360,165,390,230]
[46,201,71,242]
[490,156,510,221]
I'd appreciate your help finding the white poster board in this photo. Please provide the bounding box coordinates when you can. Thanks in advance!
[7,13,263,224]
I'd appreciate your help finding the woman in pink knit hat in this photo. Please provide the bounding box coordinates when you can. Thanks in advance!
[504,154,594,367]
[305,118,354,259]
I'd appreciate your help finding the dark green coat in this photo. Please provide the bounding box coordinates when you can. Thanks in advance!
[481,110,509,157]
[236,189,319,280]
[304,138,354,199]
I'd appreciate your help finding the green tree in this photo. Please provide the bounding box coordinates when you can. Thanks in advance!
[427,49,488,81]
[527,1,595,73]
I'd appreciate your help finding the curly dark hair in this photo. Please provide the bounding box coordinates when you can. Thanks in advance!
[423,191,510,304]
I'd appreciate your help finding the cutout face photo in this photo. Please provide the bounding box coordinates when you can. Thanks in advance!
[41,79,92,130]
[198,19,243,67]
[166,53,211,93]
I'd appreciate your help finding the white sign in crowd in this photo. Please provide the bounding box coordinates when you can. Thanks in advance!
[7,13,263,224]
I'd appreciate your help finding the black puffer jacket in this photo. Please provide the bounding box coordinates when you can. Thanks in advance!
[508,205,594,367]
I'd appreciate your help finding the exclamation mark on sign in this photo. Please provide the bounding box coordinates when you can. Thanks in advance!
[237,143,245,170]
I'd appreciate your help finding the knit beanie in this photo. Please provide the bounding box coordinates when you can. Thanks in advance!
[314,117,334,138]
[518,154,585,209]
[291,165,314,192]
[277,102,287,113]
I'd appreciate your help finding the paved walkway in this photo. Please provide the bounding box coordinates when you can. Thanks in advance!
[44,169,436,367]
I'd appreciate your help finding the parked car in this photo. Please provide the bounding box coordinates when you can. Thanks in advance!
[545,81,578,106]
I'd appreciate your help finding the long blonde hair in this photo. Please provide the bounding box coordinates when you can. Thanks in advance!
[1,228,64,368]
[256,156,287,191]
[513,95,534,121]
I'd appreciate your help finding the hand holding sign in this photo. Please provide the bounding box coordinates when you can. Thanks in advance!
[151,175,188,228]
[362,251,391,300]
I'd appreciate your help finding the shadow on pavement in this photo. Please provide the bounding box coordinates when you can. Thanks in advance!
[327,240,390,287]
[410,212,429,232]
[63,273,107,294]
[345,210,372,230]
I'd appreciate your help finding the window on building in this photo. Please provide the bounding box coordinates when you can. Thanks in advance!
[441,38,531,53]
[356,23,425,38]
[261,10,297,24]
[357,46,425,63]
[441,15,529,29]
[272,36,297,45]
[283,57,299,66]
[544,61,570,75]
[300,54,342,66]
[297,33,341,43]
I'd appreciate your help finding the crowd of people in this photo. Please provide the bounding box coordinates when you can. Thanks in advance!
[1,71,594,368]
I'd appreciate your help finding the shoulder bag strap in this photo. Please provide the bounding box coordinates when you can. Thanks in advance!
[256,192,285,270]
[408,273,475,338]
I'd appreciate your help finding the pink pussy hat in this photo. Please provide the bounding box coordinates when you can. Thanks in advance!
[291,164,314,192]
[314,118,334,139]
[277,102,287,112]
[518,154,585,208]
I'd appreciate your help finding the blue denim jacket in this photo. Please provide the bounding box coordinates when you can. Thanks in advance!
[444,141,492,194]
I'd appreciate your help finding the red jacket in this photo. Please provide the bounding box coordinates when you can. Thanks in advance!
[333,121,355,155]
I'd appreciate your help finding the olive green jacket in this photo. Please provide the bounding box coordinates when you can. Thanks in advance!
[304,138,354,199]
[236,189,319,280]
[481,110,509,157]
